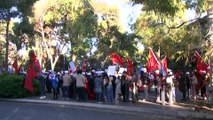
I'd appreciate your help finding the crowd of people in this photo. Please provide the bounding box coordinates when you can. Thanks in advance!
[27,65,211,105]
[1,50,212,105]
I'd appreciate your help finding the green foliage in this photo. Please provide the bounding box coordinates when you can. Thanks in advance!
[133,0,184,17]
[133,0,209,17]
[134,9,203,70]
[0,74,40,98]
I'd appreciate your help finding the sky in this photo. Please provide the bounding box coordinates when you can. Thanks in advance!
[99,0,200,33]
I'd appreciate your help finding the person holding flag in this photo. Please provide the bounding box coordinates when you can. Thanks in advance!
[24,50,41,93]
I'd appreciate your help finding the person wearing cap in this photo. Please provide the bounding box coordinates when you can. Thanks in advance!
[166,71,175,105]
[62,71,72,100]
[141,68,150,101]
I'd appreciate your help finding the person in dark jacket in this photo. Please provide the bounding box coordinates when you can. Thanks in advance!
[179,71,186,101]
[186,72,191,100]
[121,71,129,102]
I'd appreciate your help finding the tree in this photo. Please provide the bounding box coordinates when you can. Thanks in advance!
[0,0,35,73]
[32,0,97,71]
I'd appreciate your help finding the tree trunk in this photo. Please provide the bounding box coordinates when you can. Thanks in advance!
[5,16,10,73]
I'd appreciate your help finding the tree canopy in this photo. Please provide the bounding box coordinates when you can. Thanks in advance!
[0,0,212,71]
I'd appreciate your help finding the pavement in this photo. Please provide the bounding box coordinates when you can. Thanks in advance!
[1,92,213,120]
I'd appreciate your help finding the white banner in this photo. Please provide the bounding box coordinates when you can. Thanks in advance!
[69,61,76,72]
[118,67,127,75]
[107,66,116,76]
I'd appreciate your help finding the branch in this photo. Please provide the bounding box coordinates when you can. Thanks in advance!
[135,13,207,34]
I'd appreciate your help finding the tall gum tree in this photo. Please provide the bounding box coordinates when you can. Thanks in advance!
[32,0,97,70]
[0,0,35,73]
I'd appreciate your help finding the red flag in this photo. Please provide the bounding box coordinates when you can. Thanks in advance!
[194,51,209,89]
[147,49,160,73]
[82,60,87,72]
[110,52,124,66]
[127,57,133,76]
[12,59,19,74]
[24,51,41,93]
[195,51,209,73]
[161,56,168,74]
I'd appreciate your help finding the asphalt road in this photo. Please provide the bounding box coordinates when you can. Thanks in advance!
[0,101,181,120]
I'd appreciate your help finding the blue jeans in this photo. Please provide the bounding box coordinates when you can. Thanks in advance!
[77,87,87,101]
[96,92,102,102]
[106,85,113,103]
[37,75,46,96]
[62,86,70,98]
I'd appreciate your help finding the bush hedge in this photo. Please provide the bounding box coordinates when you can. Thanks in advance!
[0,74,40,98]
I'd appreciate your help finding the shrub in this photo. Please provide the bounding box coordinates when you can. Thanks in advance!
[0,74,40,98]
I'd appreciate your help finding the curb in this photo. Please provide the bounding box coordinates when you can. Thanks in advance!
[1,98,213,119]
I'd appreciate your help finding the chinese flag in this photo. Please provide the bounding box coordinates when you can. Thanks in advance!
[147,49,160,73]
[194,51,209,89]
[12,60,19,74]
[110,52,124,66]
[195,51,209,73]
[127,57,133,76]
[24,59,41,93]
[161,56,168,75]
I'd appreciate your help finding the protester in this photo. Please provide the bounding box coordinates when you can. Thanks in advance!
[24,50,41,93]
[131,68,139,103]
[103,75,113,104]
[75,69,87,102]
[166,71,175,104]
[200,70,207,100]
[94,73,103,103]
[69,72,76,99]
[38,70,47,99]
[186,72,191,100]
[121,71,129,102]
[49,71,58,100]
[155,70,161,102]
[115,73,122,104]
[179,71,186,101]
[190,72,197,99]
[46,70,52,93]
[141,68,150,101]
[62,71,71,100]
